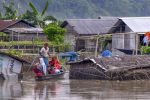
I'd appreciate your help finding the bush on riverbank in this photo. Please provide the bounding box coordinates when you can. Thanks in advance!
[4,49,23,57]
[141,46,150,54]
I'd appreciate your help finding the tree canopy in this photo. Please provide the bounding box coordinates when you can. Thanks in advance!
[44,23,66,44]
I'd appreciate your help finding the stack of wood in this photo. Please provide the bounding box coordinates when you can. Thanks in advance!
[69,55,150,80]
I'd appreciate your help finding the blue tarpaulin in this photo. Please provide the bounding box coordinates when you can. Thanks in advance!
[101,50,112,57]
[59,51,78,61]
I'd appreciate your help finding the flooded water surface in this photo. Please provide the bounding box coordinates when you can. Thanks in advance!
[1,73,150,100]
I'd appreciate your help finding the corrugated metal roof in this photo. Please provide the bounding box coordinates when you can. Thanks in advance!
[62,18,118,35]
[6,28,43,33]
[0,20,19,31]
[0,20,35,31]
[120,17,150,32]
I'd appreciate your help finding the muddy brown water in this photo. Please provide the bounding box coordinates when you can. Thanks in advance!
[1,72,150,100]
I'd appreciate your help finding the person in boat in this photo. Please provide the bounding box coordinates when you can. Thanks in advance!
[39,43,50,67]
[33,61,44,76]
[143,35,149,46]
[48,56,62,74]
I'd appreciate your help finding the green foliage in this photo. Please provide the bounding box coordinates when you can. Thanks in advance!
[44,23,66,44]
[0,41,71,53]
[0,32,7,36]
[41,1,49,16]
[6,50,23,57]
[22,1,56,27]
[2,0,150,19]
[0,32,10,41]
[29,2,38,15]
[0,13,2,19]
[2,1,18,19]
[141,46,150,54]
[0,41,50,46]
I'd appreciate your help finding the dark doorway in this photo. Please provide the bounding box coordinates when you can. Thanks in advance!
[75,39,85,51]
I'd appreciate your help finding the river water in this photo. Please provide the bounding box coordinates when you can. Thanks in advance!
[1,73,150,100]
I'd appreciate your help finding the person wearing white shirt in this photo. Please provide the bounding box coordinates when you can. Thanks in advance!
[40,43,50,67]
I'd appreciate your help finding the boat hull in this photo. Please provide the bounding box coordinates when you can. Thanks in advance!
[35,72,65,81]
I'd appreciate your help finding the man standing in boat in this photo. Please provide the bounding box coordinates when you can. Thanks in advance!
[40,43,50,68]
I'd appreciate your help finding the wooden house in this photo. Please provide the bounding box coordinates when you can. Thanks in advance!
[109,17,150,55]
[0,20,47,41]
[61,18,118,52]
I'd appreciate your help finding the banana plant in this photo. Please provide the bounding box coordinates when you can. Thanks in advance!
[1,1,18,20]
[22,1,57,28]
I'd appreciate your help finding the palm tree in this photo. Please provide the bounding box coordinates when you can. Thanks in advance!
[1,1,18,20]
[22,1,57,28]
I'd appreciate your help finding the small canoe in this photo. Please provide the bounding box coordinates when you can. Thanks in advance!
[35,70,65,81]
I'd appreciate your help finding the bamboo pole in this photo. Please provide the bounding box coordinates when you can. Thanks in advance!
[95,34,100,57]
[135,33,139,55]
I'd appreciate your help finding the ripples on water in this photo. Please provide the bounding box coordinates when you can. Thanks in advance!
[1,72,150,100]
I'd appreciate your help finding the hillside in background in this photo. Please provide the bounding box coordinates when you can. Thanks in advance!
[0,0,150,19]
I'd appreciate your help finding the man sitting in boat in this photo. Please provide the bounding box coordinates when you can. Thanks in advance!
[33,61,44,77]
[48,56,62,74]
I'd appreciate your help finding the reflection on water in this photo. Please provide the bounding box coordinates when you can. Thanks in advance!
[34,82,62,100]
[1,73,150,100]
[0,80,22,100]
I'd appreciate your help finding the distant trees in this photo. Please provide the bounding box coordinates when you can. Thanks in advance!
[0,1,18,20]
[0,0,57,28]
[22,1,57,28]
[0,0,66,43]
[2,0,150,19]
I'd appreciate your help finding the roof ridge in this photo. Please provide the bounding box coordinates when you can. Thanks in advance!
[0,20,20,31]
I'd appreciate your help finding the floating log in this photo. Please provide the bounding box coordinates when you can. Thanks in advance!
[69,55,150,80]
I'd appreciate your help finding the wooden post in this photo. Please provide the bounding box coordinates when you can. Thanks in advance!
[100,39,103,52]
[18,32,19,41]
[37,32,39,40]
[12,31,13,41]
[135,33,138,55]
[95,34,99,57]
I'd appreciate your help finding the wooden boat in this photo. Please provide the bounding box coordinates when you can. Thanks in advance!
[35,70,65,81]
[33,57,66,81]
